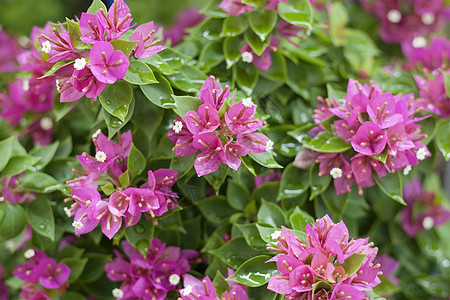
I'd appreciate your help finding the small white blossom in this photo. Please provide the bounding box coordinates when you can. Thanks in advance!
[412,37,427,48]
[6,241,15,251]
[40,117,53,130]
[271,230,281,240]
[403,165,412,176]
[422,216,434,230]
[112,288,124,298]
[173,121,183,134]
[41,41,51,54]
[64,207,72,217]
[387,9,402,23]
[241,51,253,63]
[74,58,87,71]
[72,221,83,230]
[416,148,427,160]
[182,285,193,296]
[95,151,107,162]
[22,79,29,91]
[241,98,253,108]
[24,249,35,259]
[92,129,102,139]
[330,167,343,179]
[265,140,274,152]
[169,274,180,285]
[0,197,4,202]
[421,12,435,25]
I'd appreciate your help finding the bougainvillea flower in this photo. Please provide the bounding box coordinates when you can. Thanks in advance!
[68,66,107,101]
[79,12,106,44]
[97,0,136,41]
[240,36,279,71]
[124,187,159,216]
[193,133,225,176]
[219,0,254,17]
[414,71,450,118]
[163,9,205,46]
[184,103,220,135]
[236,132,272,153]
[89,41,129,84]
[38,23,77,63]
[225,99,263,135]
[199,75,230,111]
[167,117,197,157]
[131,21,166,58]
[224,140,249,170]
[37,258,70,289]
[351,122,388,156]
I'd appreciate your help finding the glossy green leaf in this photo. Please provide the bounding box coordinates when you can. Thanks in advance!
[339,253,367,277]
[221,15,249,37]
[39,60,73,79]
[278,0,313,30]
[435,119,450,161]
[278,163,309,200]
[253,182,280,203]
[86,0,107,14]
[170,156,196,179]
[128,143,146,179]
[242,0,266,7]
[29,141,59,171]
[257,200,286,227]
[227,180,251,210]
[343,29,379,74]
[205,164,228,195]
[196,196,237,223]
[249,152,283,169]
[140,74,176,109]
[125,218,155,257]
[210,237,263,269]
[329,2,349,46]
[103,96,135,139]
[2,155,39,177]
[101,183,116,196]
[249,10,277,41]
[227,255,278,287]
[303,132,351,153]
[235,61,259,95]
[140,54,178,75]
[172,95,203,117]
[244,31,270,56]
[365,290,387,300]
[0,202,27,239]
[119,170,130,187]
[264,52,287,82]
[26,197,55,241]
[110,39,138,57]
[289,207,314,231]
[198,40,225,71]
[374,172,405,205]
[61,292,86,300]
[166,65,206,93]
[21,172,67,194]
[67,18,89,49]
[224,36,245,69]
[99,81,133,122]
[236,223,268,251]
[309,163,331,200]
[80,253,112,283]
[213,271,230,296]
[61,257,88,282]
[123,60,158,85]
[0,136,14,172]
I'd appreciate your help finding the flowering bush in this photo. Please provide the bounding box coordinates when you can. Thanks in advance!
[0,0,449,299]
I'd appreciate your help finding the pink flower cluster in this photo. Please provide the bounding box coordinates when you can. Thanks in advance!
[167,75,273,176]
[13,249,70,300]
[401,178,450,237]
[267,215,381,299]
[41,0,165,102]
[0,29,21,73]
[179,269,248,300]
[163,9,205,46]
[311,79,430,194]
[65,130,178,239]
[241,36,279,72]
[105,239,198,299]
[1,175,35,204]
[359,0,450,44]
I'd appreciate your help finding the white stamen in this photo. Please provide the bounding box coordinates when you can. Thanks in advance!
[169,274,180,285]
[173,121,183,134]
[265,140,274,152]
[241,98,254,108]
[40,117,53,130]
[330,167,343,179]
[74,58,87,71]
[422,216,434,230]
[56,78,62,92]
[92,129,102,139]
[412,37,427,48]
[112,288,124,298]
[416,148,427,160]
[182,285,193,296]
[271,230,281,240]
[421,12,435,25]
[22,79,29,91]
[403,165,412,176]
[387,9,402,23]
[64,207,72,217]
[72,221,83,229]
[241,51,253,63]
[41,41,51,54]
[95,151,107,162]
[24,249,35,259]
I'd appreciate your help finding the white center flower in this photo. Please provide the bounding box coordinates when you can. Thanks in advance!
[63,207,72,218]
[169,274,180,285]
[24,249,35,259]
[330,167,343,179]
[241,51,253,63]
[92,129,102,139]
[416,147,427,160]
[265,140,274,152]
[182,285,193,296]
[22,79,29,91]
[173,121,183,134]
[112,288,124,298]
[387,9,402,23]
[41,41,51,54]
[72,221,83,230]
[95,151,107,162]
[403,165,412,176]
[422,216,434,230]
[40,117,53,130]
[412,37,427,48]
[271,230,281,240]
[241,98,254,108]
[74,58,87,71]
[421,12,435,25]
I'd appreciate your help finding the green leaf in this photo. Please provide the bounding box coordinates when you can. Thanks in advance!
[140,54,178,75]
[61,292,86,300]
[244,30,270,56]
[278,0,313,30]
[110,39,138,57]
[256,223,279,246]
[309,163,331,200]
[240,156,256,176]
[213,271,230,296]
[166,65,206,93]
[58,246,85,260]
[61,257,88,283]
[0,202,27,239]
[242,0,266,7]
[339,253,367,277]
[0,136,14,172]
[249,10,277,41]
[435,119,450,161]
[374,172,405,205]
[170,155,195,179]
[198,40,225,71]
[99,81,133,122]
[329,2,349,46]
[172,95,204,117]
[119,170,130,187]
[343,29,379,74]
[249,152,283,169]
[29,141,60,171]
[210,237,263,269]
[127,143,146,179]
[236,223,268,251]
[67,18,89,49]
[196,196,237,223]
[2,155,39,177]
[86,0,107,14]
[101,183,116,196]
[221,15,249,37]
[125,218,155,257]
[224,36,245,69]
[140,74,176,109]
[227,180,251,210]
[235,61,259,95]
[303,132,351,153]
[21,172,67,194]
[39,60,73,79]
[257,199,286,227]
[80,253,112,283]
[123,60,158,85]
[205,164,228,195]
[289,207,314,231]
[227,255,278,287]
[26,197,55,241]
[365,290,386,300]
[278,163,310,200]
[103,97,135,139]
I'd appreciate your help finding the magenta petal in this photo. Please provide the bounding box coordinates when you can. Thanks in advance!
[101,213,122,239]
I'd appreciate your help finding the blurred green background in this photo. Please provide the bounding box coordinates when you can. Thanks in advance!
[0,0,209,36]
